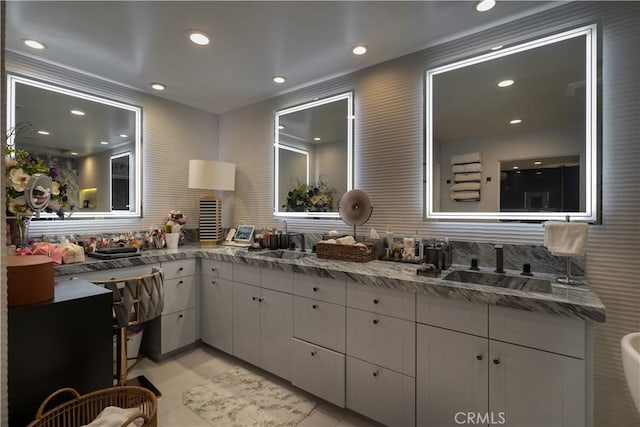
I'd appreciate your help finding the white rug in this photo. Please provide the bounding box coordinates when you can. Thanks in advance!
[183,367,317,426]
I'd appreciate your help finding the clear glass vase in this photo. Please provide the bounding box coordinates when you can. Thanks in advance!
[6,215,32,247]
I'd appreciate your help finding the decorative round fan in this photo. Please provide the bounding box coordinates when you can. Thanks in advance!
[338,189,373,238]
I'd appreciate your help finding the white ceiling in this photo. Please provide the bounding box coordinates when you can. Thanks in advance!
[5,1,562,115]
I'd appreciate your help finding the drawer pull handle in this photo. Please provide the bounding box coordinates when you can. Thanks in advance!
[373,298,379,304]
[493,358,501,365]
[211,267,217,272]
[178,280,183,284]
[178,267,184,271]
[311,351,317,356]
[373,319,379,325]
[211,280,217,285]
[178,314,183,319]
[258,297,264,302]
[476,354,483,361]
[372,370,379,377]
[252,296,257,301]
[313,287,319,292]
[312,304,318,309]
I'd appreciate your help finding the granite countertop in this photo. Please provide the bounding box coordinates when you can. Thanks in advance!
[55,245,606,323]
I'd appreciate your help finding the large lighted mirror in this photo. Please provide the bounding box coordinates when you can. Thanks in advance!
[274,92,353,218]
[425,24,598,222]
[7,74,142,218]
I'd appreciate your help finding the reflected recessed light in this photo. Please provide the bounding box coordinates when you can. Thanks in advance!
[273,76,286,84]
[475,0,496,12]
[510,119,522,124]
[37,130,50,135]
[120,134,128,138]
[536,171,543,175]
[70,152,78,156]
[151,83,166,91]
[498,79,514,87]
[70,109,85,116]
[23,39,46,49]
[313,137,322,141]
[188,30,210,46]
[277,125,285,130]
[513,166,519,169]
[352,45,367,55]
[534,161,542,165]
[100,141,109,145]
[515,170,521,174]
[490,45,503,51]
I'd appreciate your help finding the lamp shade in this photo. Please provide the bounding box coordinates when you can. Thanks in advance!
[188,160,235,191]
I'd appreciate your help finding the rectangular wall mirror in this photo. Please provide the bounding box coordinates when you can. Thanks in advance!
[7,74,142,218]
[425,24,599,222]
[274,91,353,218]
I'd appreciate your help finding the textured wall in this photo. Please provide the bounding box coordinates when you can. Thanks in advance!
[219,2,640,425]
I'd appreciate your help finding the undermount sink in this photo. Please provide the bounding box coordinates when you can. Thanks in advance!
[622,332,640,414]
[443,270,553,294]
[258,250,313,260]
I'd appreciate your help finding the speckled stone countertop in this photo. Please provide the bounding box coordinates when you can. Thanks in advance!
[55,245,605,323]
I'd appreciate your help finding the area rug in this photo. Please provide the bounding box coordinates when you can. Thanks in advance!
[183,367,317,426]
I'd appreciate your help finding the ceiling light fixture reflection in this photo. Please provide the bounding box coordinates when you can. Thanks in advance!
[272,76,286,84]
[534,161,542,165]
[490,45,503,51]
[510,119,522,124]
[313,137,321,141]
[188,30,210,46]
[70,152,78,156]
[512,166,519,169]
[352,45,367,55]
[498,79,514,87]
[475,0,496,12]
[70,109,85,116]
[151,83,166,91]
[37,130,50,135]
[277,125,285,130]
[23,39,46,49]
[100,141,109,145]
[120,134,128,138]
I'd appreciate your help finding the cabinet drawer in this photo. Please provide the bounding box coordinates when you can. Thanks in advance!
[201,259,232,280]
[346,283,415,321]
[233,264,261,286]
[293,274,345,305]
[261,269,293,293]
[292,338,345,408]
[293,296,345,353]
[417,294,488,337]
[61,264,160,282]
[161,308,197,354]
[346,356,415,427]
[489,305,585,358]
[163,275,196,314]
[161,259,196,280]
[346,307,415,376]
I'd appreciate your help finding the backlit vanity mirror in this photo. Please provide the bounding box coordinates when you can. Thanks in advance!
[274,91,353,218]
[7,74,142,218]
[425,24,598,221]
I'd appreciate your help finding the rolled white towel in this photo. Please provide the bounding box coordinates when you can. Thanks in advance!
[323,239,337,244]
[451,152,481,165]
[454,172,482,182]
[451,182,481,191]
[544,222,588,256]
[452,163,482,173]
[450,191,480,201]
[336,235,356,245]
[82,406,144,427]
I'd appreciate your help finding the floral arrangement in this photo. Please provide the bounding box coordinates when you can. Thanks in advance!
[5,144,72,219]
[283,177,335,212]
[165,209,187,234]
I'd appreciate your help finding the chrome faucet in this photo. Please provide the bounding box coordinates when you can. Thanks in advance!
[288,232,305,252]
[495,244,505,273]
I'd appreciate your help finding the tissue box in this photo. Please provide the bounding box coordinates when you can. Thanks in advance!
[7,255,55,307]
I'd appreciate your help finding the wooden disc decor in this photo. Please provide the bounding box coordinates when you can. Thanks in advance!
[338,190,373,238]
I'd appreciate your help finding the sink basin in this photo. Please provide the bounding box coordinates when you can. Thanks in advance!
[257,250,313,260]
[443,270,553,294]
[622,332,640,414]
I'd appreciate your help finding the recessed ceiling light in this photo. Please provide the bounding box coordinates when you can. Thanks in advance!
[100,141,109,145]
[188,30,210,46]
[37,130,50,135]
[498,79,514,88]
[151,83,166,91]
[23,39,46,49]
[534,161,542,165]
[513,166,519,169]
[70,152,78,156]
[352,45,367,55]
[273,76,286,84]
[475,0,496,12]
[119,134,128,138]
[313,137,321,141]
[490,45,503,51]
[510,119,522,124]
[70,109,85,116]
[536,171,543,175]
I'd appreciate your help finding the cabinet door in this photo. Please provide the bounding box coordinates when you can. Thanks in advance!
[417,324,489,427]
[490,340,585,427]
[260,288,293,381]
[201,277,233,353]
[232,282,261,366]
[160,308,197,354]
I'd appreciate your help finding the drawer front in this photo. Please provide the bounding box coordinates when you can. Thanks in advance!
[161,259,196,280]
[161,308,197,354]
[261,269,293,294]
[61,264,160,282]
[292,338,345,408]
[201,259,232,280]
[293,296,346,353]
[417,294,488,337]
[346,283,415,321]
[163,276,197,314]
[293,273,346,305]
[233,264,261,286]
[489,305,585,358]
[346,356,415,427]
[346,307,415,376]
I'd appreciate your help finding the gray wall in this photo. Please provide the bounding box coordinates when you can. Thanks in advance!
[218,2,640,425]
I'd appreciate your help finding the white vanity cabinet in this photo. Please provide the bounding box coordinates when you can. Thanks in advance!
[416,294,587,427]
[200,259,234,353]
[232,265,293,381]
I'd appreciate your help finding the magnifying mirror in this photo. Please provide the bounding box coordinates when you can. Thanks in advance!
[25,173,52,218]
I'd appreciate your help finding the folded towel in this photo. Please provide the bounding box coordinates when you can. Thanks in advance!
[451,152,481,165]
[452,163,482,173]
[544,222,589,256]
[451,182,481,191]
[82,406,144,427]
[454,172,482,182]
[336,235,356,245]
[450,191,480,201]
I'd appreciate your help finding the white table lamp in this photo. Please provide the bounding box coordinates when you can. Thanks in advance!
[188,160,236,246]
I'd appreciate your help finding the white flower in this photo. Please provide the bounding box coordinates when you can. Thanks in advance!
[8,196,33,215]
[51,181,60,196]
[9,168,30,192]
[47,199,62,211]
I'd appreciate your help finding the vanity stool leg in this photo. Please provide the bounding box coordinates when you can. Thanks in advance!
[115,326,128,386]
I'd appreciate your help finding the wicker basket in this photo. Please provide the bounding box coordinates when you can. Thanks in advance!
[316,242,376,263]
[28,386,157,427]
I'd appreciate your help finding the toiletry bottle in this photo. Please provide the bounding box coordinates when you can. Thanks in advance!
[386,228,394,250]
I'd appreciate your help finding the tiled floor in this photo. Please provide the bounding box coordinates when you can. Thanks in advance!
[127,346,382,427]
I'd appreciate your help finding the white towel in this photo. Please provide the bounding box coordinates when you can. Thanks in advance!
[450,191,480,201]
[451,182,481,191]
[452,163,482,173]
[82,406,144,427]
[544,222,589,256]
[451,152,481,165]
[336,235,356,245]
[454,172,482,182]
